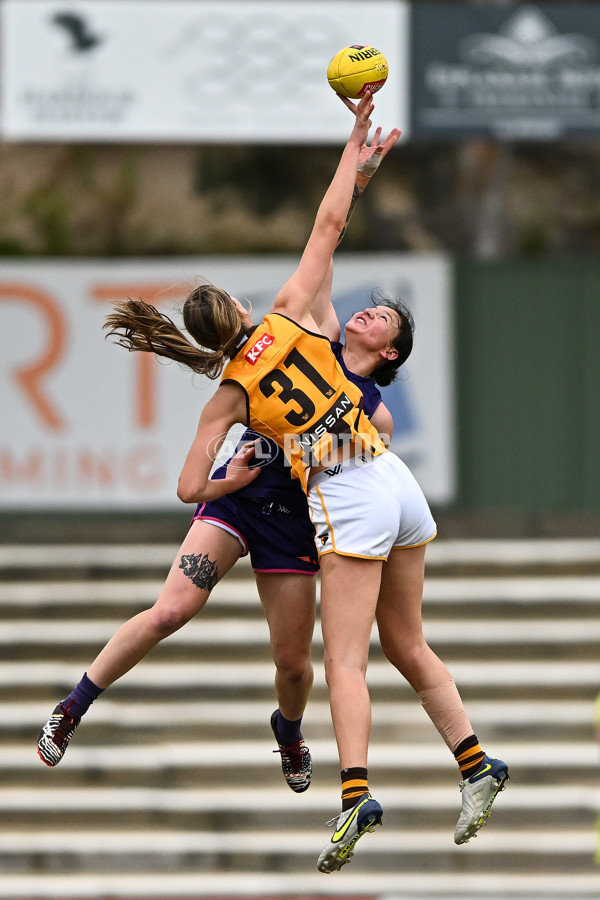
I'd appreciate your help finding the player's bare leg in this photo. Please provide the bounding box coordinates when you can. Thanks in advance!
[258,572,316,792]
[37,522,241,766]
[376,545,509,843]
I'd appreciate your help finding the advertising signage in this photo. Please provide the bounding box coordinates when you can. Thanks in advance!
[0,0,407,143]
[411,2,600,140]
[0,255,454,509]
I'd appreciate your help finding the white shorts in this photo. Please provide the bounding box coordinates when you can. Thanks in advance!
[307,452,437,560]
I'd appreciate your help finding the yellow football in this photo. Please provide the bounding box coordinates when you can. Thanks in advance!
[327,45,388,99]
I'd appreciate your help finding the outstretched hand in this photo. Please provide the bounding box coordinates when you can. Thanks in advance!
[358,125,402,171]
[339,92,401,172]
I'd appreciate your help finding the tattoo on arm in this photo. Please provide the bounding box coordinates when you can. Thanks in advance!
[179,552,219,591]
[337,182,366,248]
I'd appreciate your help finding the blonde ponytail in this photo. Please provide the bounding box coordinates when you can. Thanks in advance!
[105,285,244,380]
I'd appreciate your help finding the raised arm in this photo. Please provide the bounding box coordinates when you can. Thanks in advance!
[271,92,375,329]
[311,121,402,340]
[336,123,402,249]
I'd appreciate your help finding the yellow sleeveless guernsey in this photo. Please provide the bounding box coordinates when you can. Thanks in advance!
[221,314,387,492]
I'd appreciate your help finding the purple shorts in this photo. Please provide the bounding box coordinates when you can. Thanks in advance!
[193,494,318,575]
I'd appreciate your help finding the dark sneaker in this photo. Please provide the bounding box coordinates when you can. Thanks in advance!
[454,754,509,844]
[270,709,312,793]
[37,704,80,767]
[317,792,383,873]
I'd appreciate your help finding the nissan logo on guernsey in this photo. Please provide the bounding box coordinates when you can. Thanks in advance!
[283,432,381,468]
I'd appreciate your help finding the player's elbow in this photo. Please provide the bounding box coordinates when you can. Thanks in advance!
[177,484,193,504]
[177,475,204,504]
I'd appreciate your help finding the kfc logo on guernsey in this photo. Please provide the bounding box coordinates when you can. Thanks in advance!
[245,333,274,365]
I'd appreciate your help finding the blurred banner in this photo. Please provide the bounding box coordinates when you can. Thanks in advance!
[0,255,454,509]
[411,2,600,140]
[0,0,408,142]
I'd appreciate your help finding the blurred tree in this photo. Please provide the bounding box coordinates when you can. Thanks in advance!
[1,140,600,259]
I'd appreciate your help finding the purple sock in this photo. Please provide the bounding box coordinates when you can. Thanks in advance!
[274,711,303,746]
[61,673,104,720]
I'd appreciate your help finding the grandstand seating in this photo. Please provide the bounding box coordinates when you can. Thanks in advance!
[0,539,598,899]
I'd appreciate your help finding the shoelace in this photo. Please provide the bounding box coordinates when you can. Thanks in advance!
[52,711,78,745]
[273,741,309,771]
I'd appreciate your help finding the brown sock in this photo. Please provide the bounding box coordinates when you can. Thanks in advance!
[454,734,486,779]
[341,766,369,811]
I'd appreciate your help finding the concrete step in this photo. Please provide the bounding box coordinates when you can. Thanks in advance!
[3,537,600,571]
[423,537,600,569]
[0,827,595,876]
[0,782,595,840]
[6,739,596,776]
[3,659,597,692]
[1,782,596,815]
[4,576,600,613]
[4,617,600,648]
[5,699,593,751]
[3,698,593,732]
[0,869,597,899]
[0,825,594,858]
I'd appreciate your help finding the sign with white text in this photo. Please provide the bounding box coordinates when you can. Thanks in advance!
[411,2,600,140]
[0,255,454,508]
